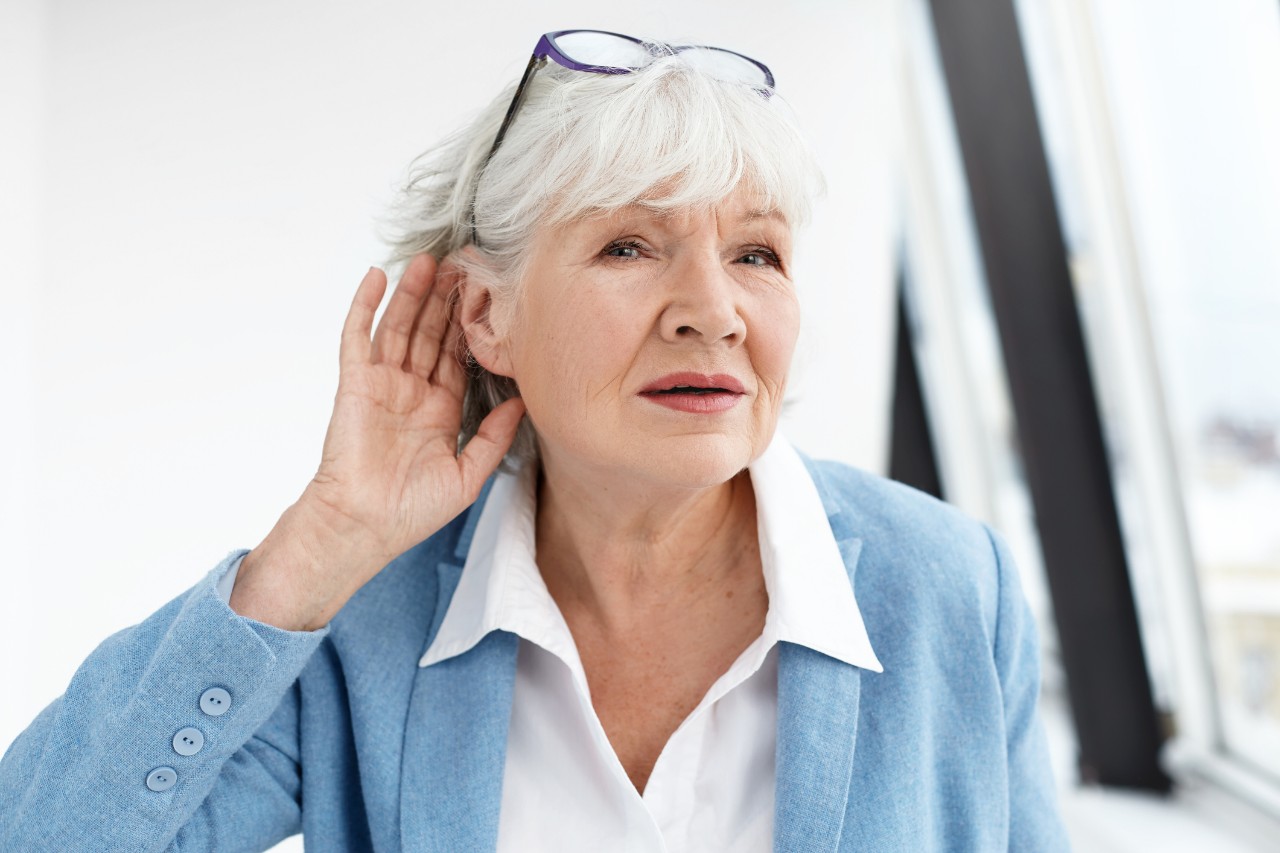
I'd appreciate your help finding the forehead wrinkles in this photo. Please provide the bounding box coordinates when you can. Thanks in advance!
[569,196,790,240]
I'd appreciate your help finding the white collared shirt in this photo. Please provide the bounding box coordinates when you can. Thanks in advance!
[419,433,881,852]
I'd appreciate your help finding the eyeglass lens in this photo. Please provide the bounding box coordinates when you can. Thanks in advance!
[553,31,652,68]
[674,47,768,86]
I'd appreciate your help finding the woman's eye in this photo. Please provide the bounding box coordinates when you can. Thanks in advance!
[738,249,781,267]
[603,241,646,259]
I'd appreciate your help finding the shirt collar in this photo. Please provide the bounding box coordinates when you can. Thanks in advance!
[419,433,882,673]
[751,435,883,672]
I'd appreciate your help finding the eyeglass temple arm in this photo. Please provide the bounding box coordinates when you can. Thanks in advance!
[484,53,544,166]
[471,53,544,247]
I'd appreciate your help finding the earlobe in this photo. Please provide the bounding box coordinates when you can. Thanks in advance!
[451,256,515,379]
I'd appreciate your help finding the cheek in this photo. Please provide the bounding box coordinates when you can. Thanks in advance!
[510,286,641,412]
[753,297,801,387]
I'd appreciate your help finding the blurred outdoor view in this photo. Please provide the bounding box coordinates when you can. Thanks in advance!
[1095,0,1279,781]
[1024,0,1280,781]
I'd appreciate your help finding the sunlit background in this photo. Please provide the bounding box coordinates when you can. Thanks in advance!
[2,1,1278,850]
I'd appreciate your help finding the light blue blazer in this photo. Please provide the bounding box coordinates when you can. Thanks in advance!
[1,458,1070,851]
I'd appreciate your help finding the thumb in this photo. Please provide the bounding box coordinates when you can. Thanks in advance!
[457,397,527,495]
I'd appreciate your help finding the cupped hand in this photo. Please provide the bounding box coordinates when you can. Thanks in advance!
[231,255,525,630]
[306,254,525,559]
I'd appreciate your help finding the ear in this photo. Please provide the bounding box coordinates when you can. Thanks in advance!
[448,249,517,379]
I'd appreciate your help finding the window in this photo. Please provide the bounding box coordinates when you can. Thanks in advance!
[1016,0,1280,798]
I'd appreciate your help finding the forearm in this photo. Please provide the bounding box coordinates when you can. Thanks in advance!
[0,553,327,852]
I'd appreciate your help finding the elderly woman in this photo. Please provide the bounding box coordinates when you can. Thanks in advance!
[0,30,1067,852]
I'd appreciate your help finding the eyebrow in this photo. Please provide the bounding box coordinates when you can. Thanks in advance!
[740,208,788,225]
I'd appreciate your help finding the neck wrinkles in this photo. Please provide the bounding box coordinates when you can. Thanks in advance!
[533,461,761,633]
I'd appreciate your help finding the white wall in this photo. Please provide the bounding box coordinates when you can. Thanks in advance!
[1,0,49,756]
[0,0,897,757]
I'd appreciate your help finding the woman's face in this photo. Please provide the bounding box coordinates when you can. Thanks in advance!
[480,185,800,490]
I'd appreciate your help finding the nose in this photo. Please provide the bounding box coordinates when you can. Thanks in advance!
[658,255,747,346]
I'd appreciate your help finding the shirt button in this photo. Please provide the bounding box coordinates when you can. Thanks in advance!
[199,687,232,716]
[146,767,178,792]
[172,727,205,756]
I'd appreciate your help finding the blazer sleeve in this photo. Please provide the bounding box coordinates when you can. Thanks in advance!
[986,527,1073,851]
[0,551,329,852]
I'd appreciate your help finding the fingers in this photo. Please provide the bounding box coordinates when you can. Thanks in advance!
[458,397,526,495]
[371,254,437,366]
[430,305,469,395]
[405,265,454,380]
[340,267,387,372]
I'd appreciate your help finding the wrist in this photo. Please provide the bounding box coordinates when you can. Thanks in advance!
[230,498,390,631]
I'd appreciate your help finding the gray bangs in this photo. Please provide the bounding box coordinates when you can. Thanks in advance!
[474,56,821,252]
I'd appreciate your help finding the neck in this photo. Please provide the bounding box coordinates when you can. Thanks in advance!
[533,455,761,635]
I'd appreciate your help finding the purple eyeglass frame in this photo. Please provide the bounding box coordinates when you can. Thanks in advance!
[470,29,776,245]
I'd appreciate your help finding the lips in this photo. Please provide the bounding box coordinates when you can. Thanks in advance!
[638,372,746,396]
[637,372,747,414]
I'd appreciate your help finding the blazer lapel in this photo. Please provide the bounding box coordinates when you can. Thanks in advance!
[400,479,520,853]
[775,460,873,852]
[400,618,518,853]
[773,584,864,851]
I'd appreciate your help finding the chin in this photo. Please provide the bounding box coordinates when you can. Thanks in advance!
[612,431,760,490]
[532,409,772,492]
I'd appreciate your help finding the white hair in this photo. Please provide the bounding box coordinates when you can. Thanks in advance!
[381,50,824,464]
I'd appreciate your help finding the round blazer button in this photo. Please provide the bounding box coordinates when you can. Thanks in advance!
[146,766,178,792]
[199,687,231,716]
[172,727,205,756]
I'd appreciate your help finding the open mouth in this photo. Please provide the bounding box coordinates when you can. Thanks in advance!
[639,373,747,396]
[638,374,746,413]
[647,385,735,396]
